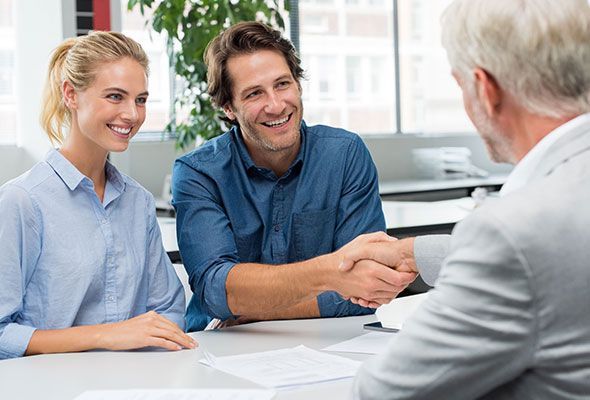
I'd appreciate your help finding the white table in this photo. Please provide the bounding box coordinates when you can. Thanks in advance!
[382,197,472,231]
[0,315,381,400]
[379,174,506,196]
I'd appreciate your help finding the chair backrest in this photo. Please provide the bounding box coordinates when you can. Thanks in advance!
[172,263,192,306]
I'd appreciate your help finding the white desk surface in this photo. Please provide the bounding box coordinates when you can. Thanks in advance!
[382,197,473,230]
[0,314,383,400]
[379,174,506,195]
[158,197,475,253]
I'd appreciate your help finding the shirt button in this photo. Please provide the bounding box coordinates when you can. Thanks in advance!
[107,295,115,302]
[274,224,280,232]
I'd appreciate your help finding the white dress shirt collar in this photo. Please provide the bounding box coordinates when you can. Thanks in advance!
[500,113,590,196]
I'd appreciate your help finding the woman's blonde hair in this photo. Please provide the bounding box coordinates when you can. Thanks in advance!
[40,31,149,145]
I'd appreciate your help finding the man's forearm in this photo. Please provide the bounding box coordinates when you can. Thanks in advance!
[237,298,321,322]
[224,233,417,317]
[226,254,334,316]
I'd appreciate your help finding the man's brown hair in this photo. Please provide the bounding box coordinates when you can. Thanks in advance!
[204,21,304,111]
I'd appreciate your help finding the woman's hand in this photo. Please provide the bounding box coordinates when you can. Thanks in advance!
[96,311,197,351]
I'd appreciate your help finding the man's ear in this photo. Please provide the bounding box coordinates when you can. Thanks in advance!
[222,103,236,121]
[62,81,78,110]
[473,68,501,117]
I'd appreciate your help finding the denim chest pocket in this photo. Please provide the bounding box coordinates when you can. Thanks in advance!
[292,207,337,261]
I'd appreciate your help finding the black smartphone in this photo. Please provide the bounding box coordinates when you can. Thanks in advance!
[363,321,399,333]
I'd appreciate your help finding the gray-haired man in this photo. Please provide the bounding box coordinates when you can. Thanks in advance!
[348,0,590,397]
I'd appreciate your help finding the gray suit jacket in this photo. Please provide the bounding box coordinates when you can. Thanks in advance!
[353,120,590,399]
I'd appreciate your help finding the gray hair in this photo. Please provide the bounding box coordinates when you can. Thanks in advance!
[441,0,590,118]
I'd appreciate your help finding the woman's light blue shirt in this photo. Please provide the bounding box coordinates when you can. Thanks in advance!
[0,150,185,359]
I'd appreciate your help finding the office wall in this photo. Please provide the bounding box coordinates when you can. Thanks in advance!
[0,147,31,185]
[364,134,512,182]
[14,0,67,163]
[109,141,181,197]
[0,0,66,185]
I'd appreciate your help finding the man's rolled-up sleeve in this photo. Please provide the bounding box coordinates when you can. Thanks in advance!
[172,160,239,321]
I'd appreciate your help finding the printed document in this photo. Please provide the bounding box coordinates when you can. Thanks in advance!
[74,389,275,400]
[199,345,360,389]
[323,332,394,354]
[376,292,429,329]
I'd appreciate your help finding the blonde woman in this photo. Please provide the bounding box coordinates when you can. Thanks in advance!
[0,31,196,359]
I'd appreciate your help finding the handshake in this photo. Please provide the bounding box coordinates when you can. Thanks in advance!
[330,232,419,309]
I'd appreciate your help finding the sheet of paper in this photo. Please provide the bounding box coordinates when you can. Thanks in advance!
[74,389,275,400]
[323,332,394,354]
[376,292,429,329]
[199,345,360,389]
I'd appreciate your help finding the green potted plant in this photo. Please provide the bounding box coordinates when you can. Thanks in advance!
[128,0,290,150]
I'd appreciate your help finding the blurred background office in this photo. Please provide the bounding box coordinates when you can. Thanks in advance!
[0,0,511,199]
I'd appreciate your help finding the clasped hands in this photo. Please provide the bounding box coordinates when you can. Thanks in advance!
[333,232,418,309]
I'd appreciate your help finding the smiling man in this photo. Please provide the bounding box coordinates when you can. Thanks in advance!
[171,22,416,331]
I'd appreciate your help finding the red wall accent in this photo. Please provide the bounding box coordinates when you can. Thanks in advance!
[93,0,111,31]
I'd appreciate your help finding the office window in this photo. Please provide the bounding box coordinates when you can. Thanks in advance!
[0,0,16,145]
[120,1,173,139]
[301,0,335,4]
[299,0,396,134]
[297,0,474,135]
[398,0,473,133]
[317,56,338,100]
[346,56,361,98]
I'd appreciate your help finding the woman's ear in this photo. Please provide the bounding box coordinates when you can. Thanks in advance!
[62,81,77,110]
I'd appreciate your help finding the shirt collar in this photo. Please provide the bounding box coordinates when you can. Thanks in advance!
[45,149,87,190]
[232,120,307,178]
[500,113,590,196]
[45,148,126,193]
[294,121,307,166]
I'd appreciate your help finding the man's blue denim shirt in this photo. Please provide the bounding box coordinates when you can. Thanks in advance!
[172,121,385,331]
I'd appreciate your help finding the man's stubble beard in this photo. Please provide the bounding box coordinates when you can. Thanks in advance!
[241,102,304,154]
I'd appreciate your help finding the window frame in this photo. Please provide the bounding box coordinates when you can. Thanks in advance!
[292,0,475,138]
